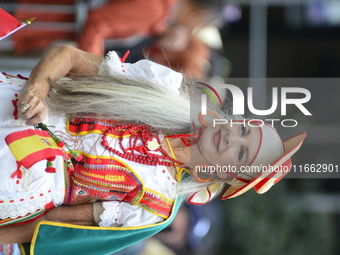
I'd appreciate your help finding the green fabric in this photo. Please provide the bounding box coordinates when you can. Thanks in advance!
[22,196,183,255]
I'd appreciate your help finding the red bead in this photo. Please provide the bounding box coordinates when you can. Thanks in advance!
[57,141,65,148]
[99,124,185,166]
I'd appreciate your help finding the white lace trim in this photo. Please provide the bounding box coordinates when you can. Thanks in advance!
[0,191,52,219]
[99,201,121,227]
[8,118,28,127]
[21,167,33,191]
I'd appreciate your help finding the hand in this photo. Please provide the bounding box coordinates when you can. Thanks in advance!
[15,45,103,126]
[18,82,48,125]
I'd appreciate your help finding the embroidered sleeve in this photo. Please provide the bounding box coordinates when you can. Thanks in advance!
[97,51,182,95]
[98,201,164,227]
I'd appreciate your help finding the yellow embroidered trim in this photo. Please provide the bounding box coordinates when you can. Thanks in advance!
[19,244,26,255]
[164,138,190,181]
[66,117,135,138]
[80,171,126,182]
[144,188,174,203]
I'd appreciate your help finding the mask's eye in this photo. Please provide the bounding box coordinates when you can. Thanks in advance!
[238,146,245,161]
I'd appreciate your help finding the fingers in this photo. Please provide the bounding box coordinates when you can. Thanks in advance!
[18,90,48,125]
[24,106,48,126]
[20,105,48,126]
[18,100,31,112]
[18,97,35,115]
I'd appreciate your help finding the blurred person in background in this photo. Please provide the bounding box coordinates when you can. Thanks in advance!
[9,0,225,78]
[78,0,179,56]
[147,0,224,78]
[78,0,224,78]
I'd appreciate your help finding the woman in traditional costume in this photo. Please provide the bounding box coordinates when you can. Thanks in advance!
[0,46,305,255]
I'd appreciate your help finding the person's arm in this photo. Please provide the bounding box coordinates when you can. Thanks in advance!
[0,204,95,244]
[18,45,104,125]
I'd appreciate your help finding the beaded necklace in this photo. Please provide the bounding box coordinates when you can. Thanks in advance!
[101,124,184,166]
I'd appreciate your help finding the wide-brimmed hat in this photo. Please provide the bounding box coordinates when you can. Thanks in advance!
[188,121,306,204]
[220,132,306,199]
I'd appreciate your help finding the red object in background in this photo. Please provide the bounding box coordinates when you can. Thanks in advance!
[78,0,178,56]
[12,0,75,54]
[0,8,22,40]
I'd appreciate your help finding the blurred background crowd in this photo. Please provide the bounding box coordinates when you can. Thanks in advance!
[1,0,340,255]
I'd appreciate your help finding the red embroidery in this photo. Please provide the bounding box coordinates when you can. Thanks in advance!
[63,156,143,206]
[138,190,173,218]
[17,74,28,80]
[11,98,19,120]
[65,118,174,218]
[10,163,22,179]
[119,50,130,63]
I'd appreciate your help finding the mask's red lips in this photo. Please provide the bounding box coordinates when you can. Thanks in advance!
[213,130,221,151]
